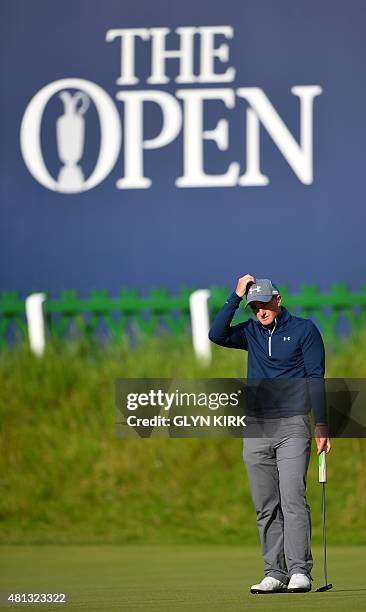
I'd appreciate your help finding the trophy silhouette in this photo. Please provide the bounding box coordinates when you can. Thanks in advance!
[56,91,90,192]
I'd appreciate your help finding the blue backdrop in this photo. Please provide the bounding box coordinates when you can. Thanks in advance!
[1,0,365,297]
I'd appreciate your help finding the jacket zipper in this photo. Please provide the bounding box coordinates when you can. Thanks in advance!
[268,318,277,357]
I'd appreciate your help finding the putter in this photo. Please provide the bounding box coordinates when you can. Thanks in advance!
[316,450,333,592]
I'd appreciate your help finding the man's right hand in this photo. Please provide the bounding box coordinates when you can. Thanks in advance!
[235,274,256,298]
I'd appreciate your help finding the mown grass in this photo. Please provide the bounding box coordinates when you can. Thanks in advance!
[0,332,366,545]
[1,545,365,611]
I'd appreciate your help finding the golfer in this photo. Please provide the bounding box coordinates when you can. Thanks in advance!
[208,274,331,594]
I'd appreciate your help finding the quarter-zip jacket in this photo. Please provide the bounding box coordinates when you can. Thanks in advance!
[208,292,326,423]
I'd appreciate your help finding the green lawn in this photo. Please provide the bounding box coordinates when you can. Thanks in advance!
[0,546,365,611]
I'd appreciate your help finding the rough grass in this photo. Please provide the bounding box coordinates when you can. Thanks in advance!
[0,333,366,545]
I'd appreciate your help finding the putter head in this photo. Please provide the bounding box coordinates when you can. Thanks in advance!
[315,583,333,592]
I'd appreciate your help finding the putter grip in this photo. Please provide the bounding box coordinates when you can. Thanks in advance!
[318,450,326,483]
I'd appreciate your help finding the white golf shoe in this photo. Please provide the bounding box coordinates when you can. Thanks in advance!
[287,573,311,593]
[250,576,288,594]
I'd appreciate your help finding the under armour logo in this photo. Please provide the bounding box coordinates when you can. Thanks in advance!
[249,285,261,294]
[283,336,291,341]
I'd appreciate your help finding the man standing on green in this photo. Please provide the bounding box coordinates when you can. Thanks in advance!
[209,274,331,594]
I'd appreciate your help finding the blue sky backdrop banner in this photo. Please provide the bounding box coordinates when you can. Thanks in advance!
[1,0,365,296]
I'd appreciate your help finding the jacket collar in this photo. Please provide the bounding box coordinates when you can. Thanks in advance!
[275,306,291,329]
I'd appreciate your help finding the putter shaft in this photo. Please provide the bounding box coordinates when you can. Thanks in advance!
[317,451,332,592]
[321,482,327,585]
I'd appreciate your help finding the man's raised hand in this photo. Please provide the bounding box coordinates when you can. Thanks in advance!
[235,274,256,298]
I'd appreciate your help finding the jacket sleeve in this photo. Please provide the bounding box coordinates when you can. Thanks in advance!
[208,292,249,350]
[301,320,327,426]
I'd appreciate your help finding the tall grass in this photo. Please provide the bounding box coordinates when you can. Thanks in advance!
[0,333,365,545]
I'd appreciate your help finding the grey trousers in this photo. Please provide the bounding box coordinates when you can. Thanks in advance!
[243,414,312,584]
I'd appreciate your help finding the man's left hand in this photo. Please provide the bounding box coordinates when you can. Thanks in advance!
[315,437,331,454]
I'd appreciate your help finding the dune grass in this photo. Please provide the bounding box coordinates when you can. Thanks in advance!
[0,332,365,545]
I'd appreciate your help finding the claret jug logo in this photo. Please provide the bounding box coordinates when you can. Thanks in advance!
[20,78,121,193]
[57,91,89,191]
[20,26,322,194]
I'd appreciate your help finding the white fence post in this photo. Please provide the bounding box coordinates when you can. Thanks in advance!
[189,289,212,365]
[25,293,47,357]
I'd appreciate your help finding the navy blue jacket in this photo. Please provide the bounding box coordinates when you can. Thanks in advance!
[208,292,326,423]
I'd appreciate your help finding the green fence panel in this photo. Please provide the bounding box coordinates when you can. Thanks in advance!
[0,284,366,347]
[0,291,27,346]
